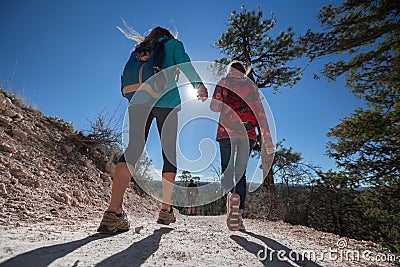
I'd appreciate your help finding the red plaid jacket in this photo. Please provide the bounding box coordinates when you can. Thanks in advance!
[210,74,272,145]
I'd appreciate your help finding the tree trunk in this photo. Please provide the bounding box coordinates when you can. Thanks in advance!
[261,148,275,219]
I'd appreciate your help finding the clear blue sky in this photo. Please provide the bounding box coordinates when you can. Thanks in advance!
[0,0,364,181]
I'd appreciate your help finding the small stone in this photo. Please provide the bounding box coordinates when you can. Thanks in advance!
[50,208,58,215]
[0,98,14,111]
[12,129,27,141]
[366,241,375,247]
[0,115,12,125]
[13,113,24,122]
[101,173,111,182]
[50,191,72,205]
[0,183,7,196]
[3,109,17,118]
[135,226,144,233]
[35,170,45,177]
[0,142,17,153]
[63,144,73,154]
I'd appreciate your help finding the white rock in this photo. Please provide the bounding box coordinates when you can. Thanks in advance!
[0,98,14,111]
[0,183,7,196]
[13,113,24,122]
[0,142,17,153]
[0,115,12,125]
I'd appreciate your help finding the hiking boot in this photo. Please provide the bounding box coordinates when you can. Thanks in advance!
[226,192,240,231]
[157,208,176,225]
[97,210,130,234]
[238,215,246,231]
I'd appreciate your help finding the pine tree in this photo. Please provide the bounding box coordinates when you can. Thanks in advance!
[215,5,303,92]
[299,0,400,186]
[300,0,400,252]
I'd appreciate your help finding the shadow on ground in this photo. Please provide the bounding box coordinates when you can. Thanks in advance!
[0,227,173,267]
[95,227,173,267]
[231,230,322,267]
[0,233,107,267]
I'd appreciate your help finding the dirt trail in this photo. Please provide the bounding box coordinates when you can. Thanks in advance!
[1,213,398,267]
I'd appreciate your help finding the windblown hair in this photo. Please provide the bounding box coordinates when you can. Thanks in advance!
[117,19,177,49]
[137,27,175,49]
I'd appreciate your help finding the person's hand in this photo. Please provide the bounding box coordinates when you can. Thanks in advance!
[265,140,274,155]
[196,83,208,102]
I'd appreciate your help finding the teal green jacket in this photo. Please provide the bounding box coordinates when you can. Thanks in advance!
[154,36,202,109]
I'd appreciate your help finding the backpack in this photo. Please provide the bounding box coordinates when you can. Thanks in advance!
[220,77,258,131]
[121,38,173,105]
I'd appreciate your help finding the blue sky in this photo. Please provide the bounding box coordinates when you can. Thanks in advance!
[0,0,364,182]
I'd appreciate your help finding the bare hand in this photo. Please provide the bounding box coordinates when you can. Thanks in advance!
[265,141,274,155]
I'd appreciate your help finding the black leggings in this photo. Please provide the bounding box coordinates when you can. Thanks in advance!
[118,106,178,173]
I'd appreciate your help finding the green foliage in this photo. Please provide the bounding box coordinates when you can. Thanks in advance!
[360,182,400,252]
[327,107,400,186]
[247,144,400,252]
[299,1,399,186]
[297,0,399,251]
[308,171,366,236]
[215,5,303,91]
[178,170,192,186]
[305,172,400,252]
[300,0,399,97]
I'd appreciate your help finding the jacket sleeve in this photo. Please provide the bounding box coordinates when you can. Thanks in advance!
[173,41,202,88]
[210,81,225,112]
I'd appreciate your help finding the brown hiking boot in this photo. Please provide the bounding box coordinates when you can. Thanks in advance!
[157,208,176,225]
[97,211,130,234]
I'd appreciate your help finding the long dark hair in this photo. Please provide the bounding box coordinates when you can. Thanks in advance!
[136,27,175,49]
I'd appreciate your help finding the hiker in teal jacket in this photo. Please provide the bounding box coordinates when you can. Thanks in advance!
[98,26,208,234]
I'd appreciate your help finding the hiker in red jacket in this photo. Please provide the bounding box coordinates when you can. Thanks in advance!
[210,61,274,231]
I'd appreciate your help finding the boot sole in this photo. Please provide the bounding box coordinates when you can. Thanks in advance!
[97,225,129,234]
[227,193,240,231]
